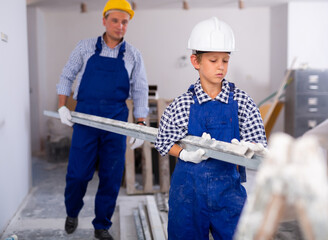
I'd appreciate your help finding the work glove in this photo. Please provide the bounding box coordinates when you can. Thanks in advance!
[179,132,210,164]
[58,106,73,127]
[129,137,144,150]
[231,138,268,157]
[179,149,208,164]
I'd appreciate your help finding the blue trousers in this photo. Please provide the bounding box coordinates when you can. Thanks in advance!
[65,123,126,229]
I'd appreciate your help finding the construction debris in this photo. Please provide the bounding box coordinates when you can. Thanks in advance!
[234,133,328,240]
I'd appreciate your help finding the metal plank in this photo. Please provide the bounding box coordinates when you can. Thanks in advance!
[44,110,263,170]
[138,203,152,240]
[133,209,145,240]
[146,196,166,240]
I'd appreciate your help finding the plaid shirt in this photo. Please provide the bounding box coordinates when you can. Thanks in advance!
[155,79,267,156]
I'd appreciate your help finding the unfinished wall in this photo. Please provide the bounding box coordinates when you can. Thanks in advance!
[28,6,271,153]
[0,0,31,234]
[269,4,288,136]
[270,2,328,134]
[288,2,328,69]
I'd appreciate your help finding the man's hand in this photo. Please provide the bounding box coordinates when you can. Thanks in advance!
[231,138,268,156]
[58,106,73,127]
[129,137,144,150]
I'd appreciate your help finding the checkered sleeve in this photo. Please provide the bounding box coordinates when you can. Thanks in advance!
[155,93,192,156]
[129,48,149,119]
[234,88,267,147]
[56,40,85,96]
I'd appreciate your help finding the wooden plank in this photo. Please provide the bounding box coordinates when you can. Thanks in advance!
[157,99,172,193]
[125,100,136,194]
[259,101,284,139]
[138,203,152,240]
[158,154,170,193]
[295,204,315,240]
[146,196,166,240]
[142,141,153,192]
[254,194,286,240]
[125,144,136,194]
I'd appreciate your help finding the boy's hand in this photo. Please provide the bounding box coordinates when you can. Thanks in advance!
[179,149,208,164]
[231,139,268,156]
[201,132,211,140]
[178,132,211,163]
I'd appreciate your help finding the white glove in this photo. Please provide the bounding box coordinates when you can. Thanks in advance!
[231,138,268,156]
[179,149,208,164]
[179,132,210,164]
[129,137,144,150]
[58,106,73,127]
[201,132,211,140]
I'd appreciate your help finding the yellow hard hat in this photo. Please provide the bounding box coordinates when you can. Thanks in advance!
[103,0,134,19]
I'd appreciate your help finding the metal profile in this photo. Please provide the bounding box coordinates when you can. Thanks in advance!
[44,110,263,170]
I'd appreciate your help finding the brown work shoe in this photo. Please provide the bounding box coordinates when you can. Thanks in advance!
[94,229,114,240]
[65,216,78,234]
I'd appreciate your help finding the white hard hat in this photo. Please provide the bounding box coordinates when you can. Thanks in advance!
[188,17,236,52]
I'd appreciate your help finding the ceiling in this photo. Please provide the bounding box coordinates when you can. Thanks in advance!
[26,0,328,12]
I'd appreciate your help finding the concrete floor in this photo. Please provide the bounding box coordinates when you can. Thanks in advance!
[0,157,147,240]
[0,157,303,240]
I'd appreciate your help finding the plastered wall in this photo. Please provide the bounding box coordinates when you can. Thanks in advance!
[0,0,31,233]
[28,7,271,153]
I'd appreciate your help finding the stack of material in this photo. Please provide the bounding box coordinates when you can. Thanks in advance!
[132,194,168,240]
[118,193,169,240]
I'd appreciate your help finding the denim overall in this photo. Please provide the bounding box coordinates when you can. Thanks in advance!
[168,83,247,240]
[65,37,129,230]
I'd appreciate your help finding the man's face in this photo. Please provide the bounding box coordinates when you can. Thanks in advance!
[103,11,130,43]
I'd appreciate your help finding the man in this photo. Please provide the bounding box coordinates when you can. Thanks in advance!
[56,0,149,239]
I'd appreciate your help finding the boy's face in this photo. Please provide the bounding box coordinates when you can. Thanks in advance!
[190,52,230,86]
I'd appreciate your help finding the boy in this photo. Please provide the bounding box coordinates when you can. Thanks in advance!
[155,17,267,239]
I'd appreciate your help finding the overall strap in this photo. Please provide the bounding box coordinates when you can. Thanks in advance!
[117,41,126,60]
[95,36,102,55]
[228,82,235,99]
[228,82,246,182]
[188,84,199,104]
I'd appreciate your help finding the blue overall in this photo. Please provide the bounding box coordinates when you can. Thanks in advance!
[168,83,247,240]
[64,37,129,230]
